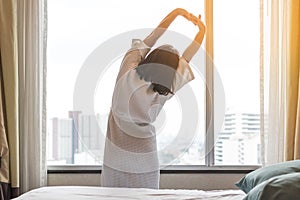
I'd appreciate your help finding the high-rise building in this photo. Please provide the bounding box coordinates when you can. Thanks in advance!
[69,111,82,157]
[48,112,108,164]
[73,114,107,164]
[215,112,260,165]
[50,117,73,164]
[78,114,103,151]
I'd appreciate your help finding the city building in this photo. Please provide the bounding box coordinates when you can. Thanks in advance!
[215,112,260,165]
[48,112,108,165]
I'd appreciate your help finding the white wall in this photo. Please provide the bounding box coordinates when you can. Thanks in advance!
[47,173,245,190]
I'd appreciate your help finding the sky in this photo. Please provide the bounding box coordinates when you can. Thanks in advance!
[47,0,260,123]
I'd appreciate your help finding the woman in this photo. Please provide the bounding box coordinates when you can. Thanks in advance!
[101,8,206,189]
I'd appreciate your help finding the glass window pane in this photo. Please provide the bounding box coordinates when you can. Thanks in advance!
[47,0,205,165]
[213,0,261,165]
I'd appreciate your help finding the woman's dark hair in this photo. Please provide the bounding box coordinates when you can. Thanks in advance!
[135,45,179,95]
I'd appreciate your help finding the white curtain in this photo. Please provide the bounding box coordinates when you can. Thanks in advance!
[260,0,289,165]
[17,0,47,193]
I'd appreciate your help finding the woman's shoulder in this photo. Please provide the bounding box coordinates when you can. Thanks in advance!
[171,56,195,93]
[131,39,149,50]
[117,39,150,80]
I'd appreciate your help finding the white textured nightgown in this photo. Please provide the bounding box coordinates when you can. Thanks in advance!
[101,39,195,189]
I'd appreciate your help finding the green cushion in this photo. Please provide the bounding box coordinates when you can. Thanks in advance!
[243,172,300,200]
[235,160,300,193]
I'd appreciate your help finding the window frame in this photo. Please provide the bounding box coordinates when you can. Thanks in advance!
[47,0,261,172]
[47,165,259,174]
[205,0,215,167]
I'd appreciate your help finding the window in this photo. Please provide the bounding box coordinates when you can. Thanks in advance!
[213,0,260,165]
[47,0,260,167]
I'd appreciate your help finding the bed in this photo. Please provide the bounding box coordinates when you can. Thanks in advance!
[12,186,246,200]
[14,161,300,200]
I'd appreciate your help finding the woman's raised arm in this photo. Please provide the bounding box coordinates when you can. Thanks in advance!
[143,8,190,48]
[182,15,206,63]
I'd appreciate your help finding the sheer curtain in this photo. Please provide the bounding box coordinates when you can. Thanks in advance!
[18,0,47,194]
[261,0,300,165]
[260,0,286,166]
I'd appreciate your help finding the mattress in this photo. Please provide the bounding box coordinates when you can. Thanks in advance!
[13,186,246,200]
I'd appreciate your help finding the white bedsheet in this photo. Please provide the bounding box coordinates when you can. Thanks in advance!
[13,186,246,200]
